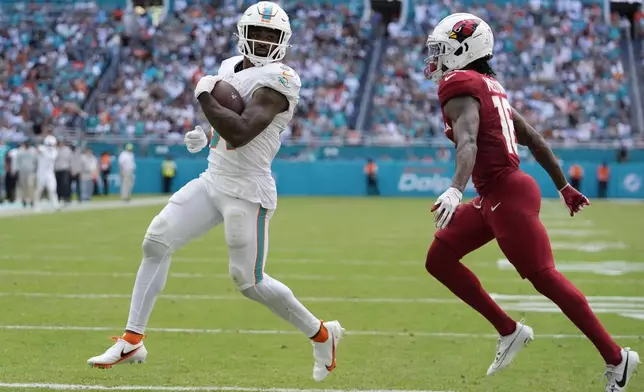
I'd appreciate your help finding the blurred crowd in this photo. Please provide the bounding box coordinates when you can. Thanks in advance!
[0,2,119,142]
[0,0,641,147]
[85,0,372,145]
[372,0,636,144]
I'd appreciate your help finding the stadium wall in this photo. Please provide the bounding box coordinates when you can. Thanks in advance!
[87,143,644,163]
[106,159,644,199]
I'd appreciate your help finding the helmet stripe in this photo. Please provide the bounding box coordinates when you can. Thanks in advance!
[260,3,273,21]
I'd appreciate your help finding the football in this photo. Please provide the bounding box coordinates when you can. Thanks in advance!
[211,80,245,115]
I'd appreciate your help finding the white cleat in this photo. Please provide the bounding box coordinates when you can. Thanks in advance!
[87,337,147,369]
[312,320,344,382]
[487,321,534,376]
[605,348,640,391]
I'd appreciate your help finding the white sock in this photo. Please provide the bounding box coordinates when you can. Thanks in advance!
[125,238,172,334]
[242,274,321,337]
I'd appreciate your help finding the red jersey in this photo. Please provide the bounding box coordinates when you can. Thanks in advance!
[438,70,520,195]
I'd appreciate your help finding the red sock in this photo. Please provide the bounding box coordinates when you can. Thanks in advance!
[426,240,516,336]
[528,268,622,365]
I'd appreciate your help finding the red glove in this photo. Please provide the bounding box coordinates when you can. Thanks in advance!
[558,184,590,216]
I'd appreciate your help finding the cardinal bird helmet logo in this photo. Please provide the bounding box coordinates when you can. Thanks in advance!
[449,19,479,43]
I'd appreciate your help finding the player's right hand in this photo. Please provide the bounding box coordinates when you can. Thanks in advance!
[431,187,463,230]
[194,75,222,100]
[184,126,208,153]
[558,183,590,216]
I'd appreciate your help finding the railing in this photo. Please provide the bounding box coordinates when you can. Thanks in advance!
[58,129,644,150]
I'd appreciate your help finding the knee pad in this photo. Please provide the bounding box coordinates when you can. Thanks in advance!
[224,207,252,248]
[142,236,171,260]
[144,214,171,248]
[229,264,255,291]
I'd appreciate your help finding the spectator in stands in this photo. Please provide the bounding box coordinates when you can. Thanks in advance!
[82,1,371,145]
[617,140,630,162]
[0,3,119,132]
[374,0,632,143]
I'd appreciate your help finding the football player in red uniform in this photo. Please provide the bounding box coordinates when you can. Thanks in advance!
[423,13,639,391]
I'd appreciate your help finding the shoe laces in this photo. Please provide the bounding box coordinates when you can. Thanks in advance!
[602,364,620,391]
[493,337,502,361]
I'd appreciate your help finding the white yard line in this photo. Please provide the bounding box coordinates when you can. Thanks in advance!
[0,324,640,340]
[0,197,168,218]
[545,229,606,237]
[550,242,628,252]
[497,259,644,276]
[0,292,462,304]
[1,269,642,285]
[4,291,644,304]
[0,254,417,266]
[5,292,644,322]
[0,383,454,392]
[0,269,424,282]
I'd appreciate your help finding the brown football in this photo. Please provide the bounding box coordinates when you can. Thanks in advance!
[211,80,245,115]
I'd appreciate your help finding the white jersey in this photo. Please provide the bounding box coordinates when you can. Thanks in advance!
[37,145,57,176]
[205,55,301,210]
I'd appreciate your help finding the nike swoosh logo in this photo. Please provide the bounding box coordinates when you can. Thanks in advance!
[473,197,484,209]
[325,332,336,372]
[120,347,140,359]
[444,74,455,81]
[491,202,501,212]
[617,353,629,388]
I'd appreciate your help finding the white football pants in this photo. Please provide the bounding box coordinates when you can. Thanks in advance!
[125,175,321,338]
[36,171,58,208]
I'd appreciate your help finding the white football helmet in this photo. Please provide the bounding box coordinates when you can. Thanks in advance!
[237,1,292,67]
[424,13,494,83]
[43,135,57,146]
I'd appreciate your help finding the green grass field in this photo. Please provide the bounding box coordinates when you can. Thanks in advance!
[0,197,642,392]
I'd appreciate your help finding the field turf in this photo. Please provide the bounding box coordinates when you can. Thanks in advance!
[0,197,642,392]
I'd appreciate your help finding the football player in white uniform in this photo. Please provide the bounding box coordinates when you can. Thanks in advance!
[35,135,60,211]
[87,1,343,382]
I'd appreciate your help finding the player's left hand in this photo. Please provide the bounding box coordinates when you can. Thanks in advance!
[431,187,463,230]
[558,183,590,217]
[194,75,222,100]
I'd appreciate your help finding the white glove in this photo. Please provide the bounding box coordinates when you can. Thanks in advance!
[184,125,209,153]
[431,187,463,230]
[194,75,223,100]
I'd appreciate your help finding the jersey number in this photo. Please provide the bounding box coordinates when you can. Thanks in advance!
[210,130,236,150]
[492,96,518,156]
